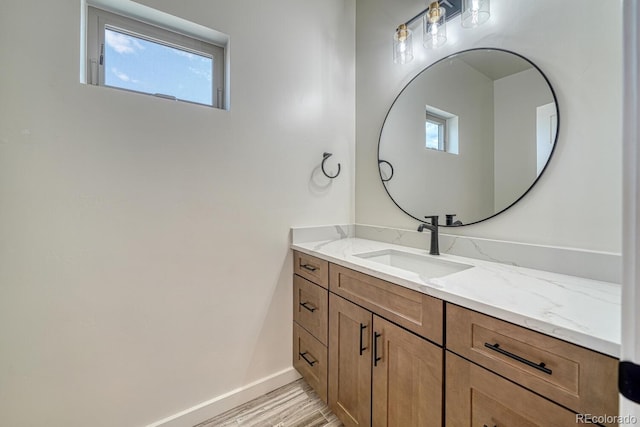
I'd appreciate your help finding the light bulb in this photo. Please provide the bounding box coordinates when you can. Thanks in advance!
[462,0,490,28]
[470,0,480,25]
[430,22,439,45]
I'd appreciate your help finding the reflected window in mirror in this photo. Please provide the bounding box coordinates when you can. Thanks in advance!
[425,112,445,150]
[425,106,458,154]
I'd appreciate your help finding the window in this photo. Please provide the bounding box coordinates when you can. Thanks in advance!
[85,5,226,109]
[425,106,459,154]
[425,112,447,151]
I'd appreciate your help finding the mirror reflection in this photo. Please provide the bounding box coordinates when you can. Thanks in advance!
[378,48,559,226]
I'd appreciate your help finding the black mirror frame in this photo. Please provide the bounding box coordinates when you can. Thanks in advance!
[377,47,560,227]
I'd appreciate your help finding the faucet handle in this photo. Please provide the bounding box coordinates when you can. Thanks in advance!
[424,215,439,226]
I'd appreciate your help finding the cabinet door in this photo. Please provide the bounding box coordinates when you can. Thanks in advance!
[446,352,578,427]
[329,293,372,427]
[372,315,442,427]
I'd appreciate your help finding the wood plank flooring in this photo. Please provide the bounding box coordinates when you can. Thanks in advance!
[195,379,343,427]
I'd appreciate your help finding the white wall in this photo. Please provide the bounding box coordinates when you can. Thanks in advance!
[0,0,355,426]
[380,59,495,223]
[493,68,554,212]
[356,0,622,253]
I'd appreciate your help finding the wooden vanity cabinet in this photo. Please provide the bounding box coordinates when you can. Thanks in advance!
[292,252,619,426]
[292,251,329,402]
[446,303,619,425]
[328,286,443,427]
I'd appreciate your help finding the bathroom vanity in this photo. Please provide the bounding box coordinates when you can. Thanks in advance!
[288,11,622,427]
[291,235,620,427]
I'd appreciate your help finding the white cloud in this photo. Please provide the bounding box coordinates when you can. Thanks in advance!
[175,50,197,60]
[111,67,130,82]
[189,66,212,82]
[105,30,145,54]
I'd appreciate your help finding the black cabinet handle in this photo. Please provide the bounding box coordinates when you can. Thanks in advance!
[484,342,552,375]
[359,323,368,355]
[300,263,318,272]
[299,352,317,367]
[374,332,382,366]
[299,301,317,312]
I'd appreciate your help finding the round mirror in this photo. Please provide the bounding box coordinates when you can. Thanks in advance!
[378,48,559,226]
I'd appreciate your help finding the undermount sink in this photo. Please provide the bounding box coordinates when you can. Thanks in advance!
[355,249,473,279]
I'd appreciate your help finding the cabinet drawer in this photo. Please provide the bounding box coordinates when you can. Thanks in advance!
[293,275,328,345]
[293,322,328,403]
[446,352,578,427]
[329,264,443,345]
[294,251,329,288]
[446,303,618,422]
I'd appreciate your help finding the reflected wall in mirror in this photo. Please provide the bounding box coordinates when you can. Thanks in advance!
[378,48,559,226]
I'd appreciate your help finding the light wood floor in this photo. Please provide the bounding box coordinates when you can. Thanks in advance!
[195,379,343,427]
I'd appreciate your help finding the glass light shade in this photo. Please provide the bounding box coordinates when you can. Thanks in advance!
[423,3,447,48]
[461,0,490,28]
[393,24,414,64]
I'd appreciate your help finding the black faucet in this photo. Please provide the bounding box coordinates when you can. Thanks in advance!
[446,214,463,226]
[417,215,439,255]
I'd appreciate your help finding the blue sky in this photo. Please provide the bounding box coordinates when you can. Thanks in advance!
[425,121,440,150]
[104,28,213,106]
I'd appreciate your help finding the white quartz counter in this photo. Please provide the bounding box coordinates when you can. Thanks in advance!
[291,237,621,358]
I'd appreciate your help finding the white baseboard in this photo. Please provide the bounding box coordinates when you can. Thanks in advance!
[146,367,301,427]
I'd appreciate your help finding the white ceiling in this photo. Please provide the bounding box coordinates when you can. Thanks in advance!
[459,50,533,81]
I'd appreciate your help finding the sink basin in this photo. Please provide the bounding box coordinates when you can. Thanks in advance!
[355,249,472,279]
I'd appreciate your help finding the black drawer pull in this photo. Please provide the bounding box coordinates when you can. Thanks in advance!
[299,301,317,312]
[374,332,382,366]
[484,342,552,375]
[300,263,318,272]
[299,351,317,367]
[359,323,368,356]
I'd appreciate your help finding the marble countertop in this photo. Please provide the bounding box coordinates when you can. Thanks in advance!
[291,237,621,357]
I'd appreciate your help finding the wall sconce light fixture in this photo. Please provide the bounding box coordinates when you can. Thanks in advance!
[423,1,447,49]
[393,24,414,64]
[393,0,490,64]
